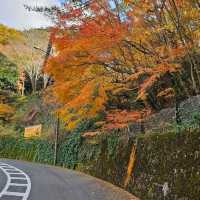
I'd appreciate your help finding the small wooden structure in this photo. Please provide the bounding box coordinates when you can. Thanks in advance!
[24,124,42,138]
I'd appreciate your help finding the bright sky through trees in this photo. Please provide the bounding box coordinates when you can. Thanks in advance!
[0,0,61,30]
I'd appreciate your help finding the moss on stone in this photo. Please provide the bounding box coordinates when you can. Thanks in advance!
[0,130,199,199]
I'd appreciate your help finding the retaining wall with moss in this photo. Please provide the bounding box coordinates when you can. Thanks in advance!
[0,130,199,200]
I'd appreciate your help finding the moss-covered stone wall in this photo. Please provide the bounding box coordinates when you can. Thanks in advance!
[73,131,200,200]
[0,130,199,199]
[128,131,200,200]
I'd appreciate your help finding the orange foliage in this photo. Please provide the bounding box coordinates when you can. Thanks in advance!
[157,88,175,99]
[82,131,100,138]
[45,0,199,130]
[0,104,15,121]
[45,1,129,129]
[104,109,151,130]
[126,63,180,100]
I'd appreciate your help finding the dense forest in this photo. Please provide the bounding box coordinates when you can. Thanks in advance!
[37,0,200,132]
[0,24,51,135]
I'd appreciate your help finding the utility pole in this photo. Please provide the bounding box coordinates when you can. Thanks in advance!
[34,35,52,89]
[34,35,59,164]
[54,114,60,166]
[175,96,182,134]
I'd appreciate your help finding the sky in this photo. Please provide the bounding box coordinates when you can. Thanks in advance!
[0,0,62,30]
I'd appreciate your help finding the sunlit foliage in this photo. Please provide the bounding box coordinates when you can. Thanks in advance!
[0,24,22,45]
[45,0,200,130]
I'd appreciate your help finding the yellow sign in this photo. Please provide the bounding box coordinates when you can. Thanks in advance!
[24,124,42,138]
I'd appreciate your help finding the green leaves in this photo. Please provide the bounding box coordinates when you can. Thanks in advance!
[0,53,18,91]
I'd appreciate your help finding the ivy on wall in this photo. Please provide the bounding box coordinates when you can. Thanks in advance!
[0,130,199,200]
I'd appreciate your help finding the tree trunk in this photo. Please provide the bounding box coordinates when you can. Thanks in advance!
[31,78,36,94]
[43,74,49,90]
[54,115,60,166]
[188,56,199,94]
[22,79,25,96]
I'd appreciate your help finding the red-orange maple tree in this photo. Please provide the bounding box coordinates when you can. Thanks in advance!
[45,0,200,130]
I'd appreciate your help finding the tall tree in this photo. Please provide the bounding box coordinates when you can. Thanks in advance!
[2,29,50,94]
[45,0,200,130]
[0,25,20,122]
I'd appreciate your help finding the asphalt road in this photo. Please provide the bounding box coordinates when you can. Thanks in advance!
[0,159,139,200]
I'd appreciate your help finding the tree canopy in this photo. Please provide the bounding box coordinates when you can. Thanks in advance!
[39,0,200,130]
[0,24,22,45]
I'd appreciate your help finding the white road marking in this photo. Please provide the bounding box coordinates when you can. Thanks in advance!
[0,162,31,200]
[10,177,27,180]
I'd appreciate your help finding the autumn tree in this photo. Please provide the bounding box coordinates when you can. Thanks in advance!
[0,55,16,122]
[45,0,200,130]
[44,0,128,129]
[23,29,51,92]
[2,29,50,94]
[0,25,20,122]
[125,0,200,96]
[0,24,21,45]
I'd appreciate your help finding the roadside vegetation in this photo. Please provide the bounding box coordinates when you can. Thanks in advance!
[1,0,200,136]
[0,1,200,199]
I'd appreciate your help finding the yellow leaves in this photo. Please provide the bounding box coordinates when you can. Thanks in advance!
[0,103,15,121]
[182,7,200,21]
[67,81,96,108]
[87,85,108,116]
[56,78,109,130]
[155,24,175,34]
[157,88,175,99]
[192,28,200,42]
[124,0,135,5]
[0,104,14,114]
[67,120,81,130]
[53,80,83,103]
[0,24,22,45]
[129,28,151,43]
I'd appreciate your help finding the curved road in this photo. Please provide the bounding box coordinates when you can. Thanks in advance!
[0,159,138,200]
